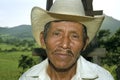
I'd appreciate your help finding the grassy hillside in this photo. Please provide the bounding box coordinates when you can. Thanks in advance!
[0,51,31,80]
[0,41,40,80]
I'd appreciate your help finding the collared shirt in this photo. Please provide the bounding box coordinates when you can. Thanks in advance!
[19,56,114,80]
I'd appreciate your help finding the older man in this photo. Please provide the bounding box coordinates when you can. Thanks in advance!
[19,0,114,80]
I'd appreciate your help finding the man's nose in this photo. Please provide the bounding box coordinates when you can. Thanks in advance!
[61,36,71,49]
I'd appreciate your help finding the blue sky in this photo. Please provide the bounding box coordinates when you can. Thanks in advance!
[0,0,120,27]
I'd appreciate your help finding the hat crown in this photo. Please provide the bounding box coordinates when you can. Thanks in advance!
[50,0,85,16]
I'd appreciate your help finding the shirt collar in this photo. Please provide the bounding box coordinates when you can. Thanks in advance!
[74,56,98,80]
[26,59,50,79]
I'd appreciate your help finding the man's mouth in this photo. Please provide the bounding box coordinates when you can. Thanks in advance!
[53,49,74,59]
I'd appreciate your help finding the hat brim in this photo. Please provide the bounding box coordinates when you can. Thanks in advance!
[31,7,104,46]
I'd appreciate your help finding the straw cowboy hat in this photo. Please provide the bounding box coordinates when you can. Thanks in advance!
[31,0,104,46]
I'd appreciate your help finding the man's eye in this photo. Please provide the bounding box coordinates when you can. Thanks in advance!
[71,34,79,39]
[53,31,60,36]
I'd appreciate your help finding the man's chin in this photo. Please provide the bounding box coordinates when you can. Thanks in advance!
[49,60,76,72]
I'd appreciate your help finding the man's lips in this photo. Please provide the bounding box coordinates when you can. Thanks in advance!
[55,53,70,59]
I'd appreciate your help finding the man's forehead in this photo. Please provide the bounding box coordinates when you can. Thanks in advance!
[50,20,84,29]
[48,21,84,33]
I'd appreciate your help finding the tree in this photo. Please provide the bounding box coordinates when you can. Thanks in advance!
[18,55,36,74]
[97,28,120,66]
[105,28,120,65]
[97,29,111,47]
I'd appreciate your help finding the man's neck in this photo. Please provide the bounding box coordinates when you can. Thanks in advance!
[47,63,77,80]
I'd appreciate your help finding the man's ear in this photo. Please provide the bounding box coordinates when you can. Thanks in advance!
[40,31,46,49]
[83,38,89,51]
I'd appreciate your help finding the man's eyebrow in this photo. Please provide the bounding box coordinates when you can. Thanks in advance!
[52,28,63,32]
[53,29,62,32]
[70,31,80,35]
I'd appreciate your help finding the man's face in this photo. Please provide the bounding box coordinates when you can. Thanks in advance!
[41,21,88,70]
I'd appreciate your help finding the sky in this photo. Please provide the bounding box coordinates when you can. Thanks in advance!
[0,0,120,27]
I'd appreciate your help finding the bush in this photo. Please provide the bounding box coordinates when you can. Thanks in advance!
[102,64,117,80]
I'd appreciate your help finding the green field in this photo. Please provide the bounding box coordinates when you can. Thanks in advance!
[0,51,34,80]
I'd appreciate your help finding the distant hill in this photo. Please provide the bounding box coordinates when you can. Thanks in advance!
[0,15,120,40]
[100,15,120,34]
[0,25,33,40]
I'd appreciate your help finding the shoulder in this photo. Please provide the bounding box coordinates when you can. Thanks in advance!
[88,61,114,80]
[80,56,114,80]
[19,59,48,80]
[91,63,114,80]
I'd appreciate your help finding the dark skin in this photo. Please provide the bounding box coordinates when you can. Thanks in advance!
[40,21,88,80]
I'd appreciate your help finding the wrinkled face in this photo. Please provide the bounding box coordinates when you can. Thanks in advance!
[40,21,88,70]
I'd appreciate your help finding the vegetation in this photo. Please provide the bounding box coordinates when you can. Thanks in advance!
[18,55,36,74]
[97,28,120,66]
[0,37,39,80]
[0,51,30,80]
[97,28,120,80]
